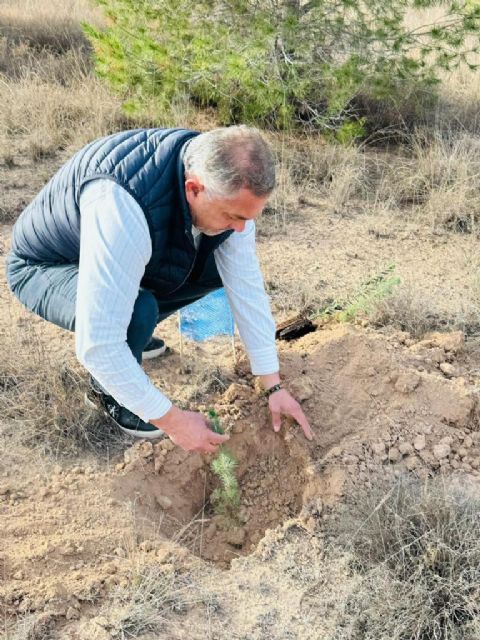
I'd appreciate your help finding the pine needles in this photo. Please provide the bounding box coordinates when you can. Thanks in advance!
[207,409,240,520]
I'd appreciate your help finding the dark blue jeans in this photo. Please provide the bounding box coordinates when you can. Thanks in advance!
[5,253,221,364]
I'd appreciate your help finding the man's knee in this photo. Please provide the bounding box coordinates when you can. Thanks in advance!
[129,289,159,334]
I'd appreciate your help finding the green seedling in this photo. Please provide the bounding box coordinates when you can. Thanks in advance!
[207,409,240,519]
[313,263,401,323]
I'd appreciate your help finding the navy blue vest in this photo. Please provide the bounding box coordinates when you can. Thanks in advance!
[11,128,233,296]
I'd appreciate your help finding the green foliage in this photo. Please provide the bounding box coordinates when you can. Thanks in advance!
[208,409,240,519]
[315,263,401,323]
[83,0,480,133]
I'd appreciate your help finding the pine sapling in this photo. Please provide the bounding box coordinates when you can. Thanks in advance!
[208,409,240,519]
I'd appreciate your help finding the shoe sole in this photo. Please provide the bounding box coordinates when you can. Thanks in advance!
[84,393,166,440]
[142,344,168,360]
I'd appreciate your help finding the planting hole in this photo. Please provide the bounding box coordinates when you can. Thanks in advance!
[113,426,314,567]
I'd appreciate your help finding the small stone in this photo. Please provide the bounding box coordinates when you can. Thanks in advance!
[328,446,343,458]
[139,442,154,458]
[114,547,126,557]
[458,447,468,458]
[440,362,456,377]
[428,331,465,353]
[464,436,473,448]
[13,570,24,580]
[398,442,414,456]
[163,440,175,452]
[395,372,420,394]
[371,442,386,456]
[156,495,173,510]
[115,462,125,471]
[414,435,426,451]
[404,455,419,471]
[433,443,451,460]
[226,527,246,547]
[154,457,164,474]
[139,540,154,553]
[388,447,401,462]
[59,544,75,555]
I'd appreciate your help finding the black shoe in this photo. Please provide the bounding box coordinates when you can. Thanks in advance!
[142,337,167,360]
[85,382,165,440]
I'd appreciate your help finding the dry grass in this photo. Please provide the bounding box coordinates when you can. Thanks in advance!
[0,307,127,457]
[0,0,133,163]
[0,68,132,161]
[325,476,480,640]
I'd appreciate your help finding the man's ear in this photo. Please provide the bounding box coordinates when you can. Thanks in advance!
[185,177,204,198]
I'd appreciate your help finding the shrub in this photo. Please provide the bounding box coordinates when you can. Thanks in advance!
[326,476,480,640]
[84,0,480,133]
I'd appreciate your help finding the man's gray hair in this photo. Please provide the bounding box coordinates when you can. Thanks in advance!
[183,125,276,199]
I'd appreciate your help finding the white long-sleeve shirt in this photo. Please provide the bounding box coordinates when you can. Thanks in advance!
[76,179,279,421]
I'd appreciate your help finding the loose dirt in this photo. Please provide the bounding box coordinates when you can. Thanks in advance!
[2,319,479,638]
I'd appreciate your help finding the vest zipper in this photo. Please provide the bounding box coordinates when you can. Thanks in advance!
[163,229,198,296]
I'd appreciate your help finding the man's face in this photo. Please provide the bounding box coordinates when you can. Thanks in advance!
[185,177,269,235]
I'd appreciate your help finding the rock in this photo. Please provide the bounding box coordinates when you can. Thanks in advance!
[139,442,154,458]
[388,447,401,463]
[156,495,173,510]
[440,394,475,428]
[163,440,175,452]
[226,527,246,547]
[115,462,125,471]
[433,443,451,460]
[404,455,419,471]
[440,362,457,378]
[154,457,164,474]
[394,372,420,394]
[399,442,414,456]
[13,570,24,580]
[328,446,343,458]
[371,442,386,456]
[414,435,426,451]
[464,436,473,448]
[427,331,465,353]
[458,447,468,458]
[59,544,75,555]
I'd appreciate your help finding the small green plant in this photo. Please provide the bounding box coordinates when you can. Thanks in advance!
[207,409,240,520]
[314,263,401,323]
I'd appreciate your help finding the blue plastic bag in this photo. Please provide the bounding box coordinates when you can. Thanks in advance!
[179,288,234,341]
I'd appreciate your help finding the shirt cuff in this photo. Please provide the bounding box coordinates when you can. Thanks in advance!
[247,347,280,376]
[128,385,173,422]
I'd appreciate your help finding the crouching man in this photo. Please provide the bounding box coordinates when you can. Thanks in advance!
[6,125,313,453]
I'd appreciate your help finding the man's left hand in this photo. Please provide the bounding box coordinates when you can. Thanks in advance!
[268,388,314,441]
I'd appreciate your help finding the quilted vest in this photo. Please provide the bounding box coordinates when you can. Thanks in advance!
[11,128,233,296]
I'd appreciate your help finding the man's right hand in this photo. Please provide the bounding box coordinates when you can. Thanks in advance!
[151,406,229,454]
